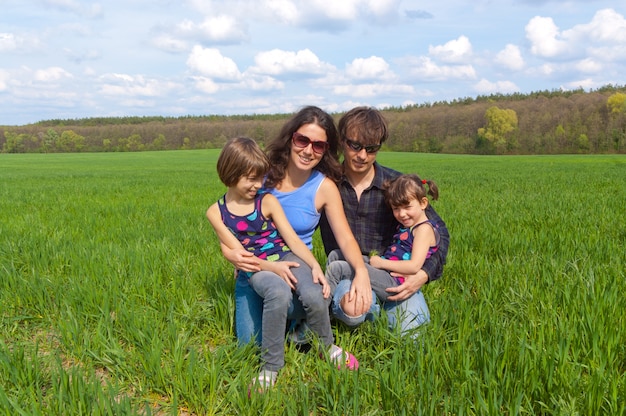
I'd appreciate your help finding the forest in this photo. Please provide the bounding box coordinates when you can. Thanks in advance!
[2,85,626,155]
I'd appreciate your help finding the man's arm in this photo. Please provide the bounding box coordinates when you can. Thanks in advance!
[421,205,449,282]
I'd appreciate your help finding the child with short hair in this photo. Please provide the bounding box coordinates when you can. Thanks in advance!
[206,137,358,393]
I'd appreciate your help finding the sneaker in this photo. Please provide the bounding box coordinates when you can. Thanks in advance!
[328,345,359,370]
[248,369,277,396]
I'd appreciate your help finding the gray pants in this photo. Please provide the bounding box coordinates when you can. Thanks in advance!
[249,252,332,371]
[325,250,398,301]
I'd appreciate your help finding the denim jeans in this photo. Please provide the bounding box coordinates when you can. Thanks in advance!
[234,253,321,350]
[326,250,430,337]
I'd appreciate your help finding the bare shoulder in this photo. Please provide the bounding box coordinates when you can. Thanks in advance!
[206,202,219,218]
[318,177,340,196]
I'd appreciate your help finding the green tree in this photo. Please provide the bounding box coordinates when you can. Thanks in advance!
[3,131,25,153]
[56,130,86,152]
[607,92,626,114]
[43,129,59,152]
[477,106,518,153]
[577,134,590,153]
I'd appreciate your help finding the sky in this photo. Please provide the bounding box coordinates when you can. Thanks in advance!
[1,0,625,126]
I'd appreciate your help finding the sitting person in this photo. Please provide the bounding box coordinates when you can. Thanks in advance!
[206,137,358,393]
[319,106,450,336]
[326,174,441,332]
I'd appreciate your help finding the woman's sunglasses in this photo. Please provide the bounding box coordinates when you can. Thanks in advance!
[345,138,381,154]
[292,132,329,154]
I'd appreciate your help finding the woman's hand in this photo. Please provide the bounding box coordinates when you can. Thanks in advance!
[346,268,372,316]
[223,247,261,273]
[311,264,330,299]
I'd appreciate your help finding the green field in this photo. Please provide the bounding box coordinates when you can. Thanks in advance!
[1,151,625,415]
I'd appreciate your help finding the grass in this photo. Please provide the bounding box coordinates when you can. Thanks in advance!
[1,150,625,415]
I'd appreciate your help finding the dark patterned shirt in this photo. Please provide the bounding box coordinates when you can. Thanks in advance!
[319,162,449,282]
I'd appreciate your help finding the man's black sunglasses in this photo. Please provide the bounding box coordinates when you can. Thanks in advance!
[345,138,381,154]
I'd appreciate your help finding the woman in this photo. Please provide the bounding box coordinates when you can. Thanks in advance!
[222,106,372,346]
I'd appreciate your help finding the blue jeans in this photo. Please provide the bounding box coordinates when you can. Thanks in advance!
[327,250,430,337]
[331,280,430,336]
[234,255,314,347]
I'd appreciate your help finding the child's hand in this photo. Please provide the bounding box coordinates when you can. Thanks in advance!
[311,265,330,298]
[369,255,383,269]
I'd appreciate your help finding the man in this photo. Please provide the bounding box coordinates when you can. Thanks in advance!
[319,106,449,336]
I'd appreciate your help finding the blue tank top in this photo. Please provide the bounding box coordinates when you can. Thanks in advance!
[217,192,290,263]
[265,170,325,249]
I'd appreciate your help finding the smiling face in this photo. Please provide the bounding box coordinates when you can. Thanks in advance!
[341,127,380,176]
[391,196,429,228]
[289,123,328,172]
[233,172,263,200]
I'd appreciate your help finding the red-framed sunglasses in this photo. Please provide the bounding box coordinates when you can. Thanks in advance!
[291,132,329,154]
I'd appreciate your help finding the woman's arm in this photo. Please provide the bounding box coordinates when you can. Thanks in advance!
[206,203,247,252]
[262,194,329,297]
[318,179,372,314]
[421,205,449,281]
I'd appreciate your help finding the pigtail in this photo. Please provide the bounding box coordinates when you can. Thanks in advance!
[421,179,439,201]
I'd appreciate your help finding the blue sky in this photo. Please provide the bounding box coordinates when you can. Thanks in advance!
[1,0,625,125]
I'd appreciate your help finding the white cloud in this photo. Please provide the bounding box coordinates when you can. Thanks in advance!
[263,0,299,23]
[175,15,248,44]
[474,79,519,95]
[564,78,597,90]
[243,75,284,91]
[192,76,220,94]
[565,8,626,44]
[0,69,9,91]
[526,16,569,58]
[0,33,18,52]
[152,35,188,53]
[429,36,473,63]
[42,0,103,18]
[345,56,394,80]
[306,0,399,22]
[526,9,626,62]
[575,58,602,73]
[34,67,73,82]
[333,82,414,98]
[408,57,477,81]
[495,44,524,71]
[250,49,333,76]
[197,15,248,43]
[310,0,360,20]
[99,74,179,97]
[186,46,242,81]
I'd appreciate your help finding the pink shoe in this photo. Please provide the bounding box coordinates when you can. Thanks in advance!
[329,346,359,370]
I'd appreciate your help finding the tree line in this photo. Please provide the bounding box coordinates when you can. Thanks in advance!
[2,85,625,155]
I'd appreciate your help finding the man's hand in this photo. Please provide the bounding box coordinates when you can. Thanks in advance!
[387,269,428,301]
